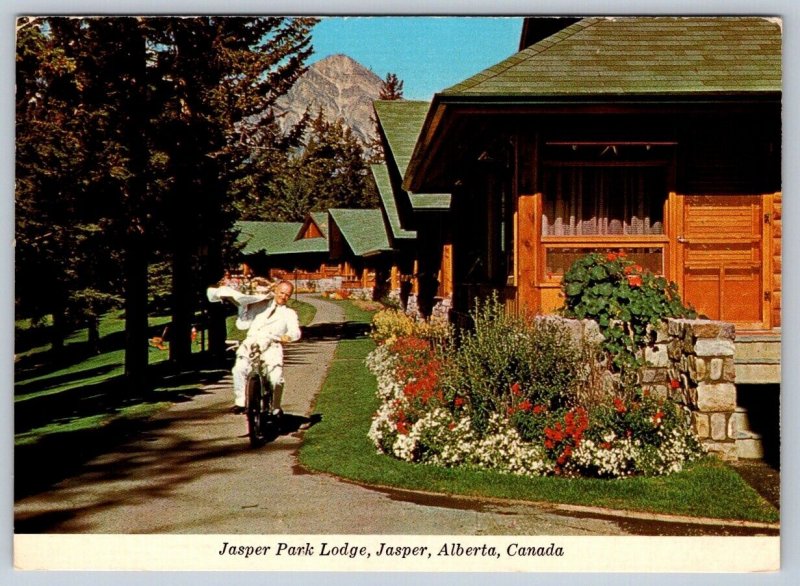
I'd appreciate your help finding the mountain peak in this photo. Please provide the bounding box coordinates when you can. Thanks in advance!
[274,55,385,146]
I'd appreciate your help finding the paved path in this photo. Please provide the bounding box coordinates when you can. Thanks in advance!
[17,295,764,537]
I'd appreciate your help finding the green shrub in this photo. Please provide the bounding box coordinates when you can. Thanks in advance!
[561,252,695,388]
[442,294,582,434]
[370,308,452,347]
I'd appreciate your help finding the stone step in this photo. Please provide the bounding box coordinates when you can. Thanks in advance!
[734,334,781,384]
[734,336,782,362]
[733,407,766,459]
[736,435,765,460]
[735,362,781,384]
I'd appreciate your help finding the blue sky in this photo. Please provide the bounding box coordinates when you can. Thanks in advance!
[307,17,524,101]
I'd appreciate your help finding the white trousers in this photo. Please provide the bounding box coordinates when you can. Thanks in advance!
[232,343,284,409]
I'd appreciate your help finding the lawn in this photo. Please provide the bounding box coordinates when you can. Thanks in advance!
[14,298,316,454]
[299,300,779,524]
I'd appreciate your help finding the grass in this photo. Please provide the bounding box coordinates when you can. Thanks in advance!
[299,301,780,525]
[14,298,317,497]
[15,298,316,447]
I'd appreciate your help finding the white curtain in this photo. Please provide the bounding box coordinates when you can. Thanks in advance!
[543,167,664,236]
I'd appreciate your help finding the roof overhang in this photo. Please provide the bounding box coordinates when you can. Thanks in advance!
[403,91,781,193]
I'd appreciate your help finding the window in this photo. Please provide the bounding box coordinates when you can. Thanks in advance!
[542,166,665,237]
[540,161,669,280]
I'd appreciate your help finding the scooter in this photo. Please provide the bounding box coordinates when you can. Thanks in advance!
[244,339,281,447]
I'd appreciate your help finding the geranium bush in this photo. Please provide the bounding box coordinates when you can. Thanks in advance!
[561,251,695,388]
[366,291,703,478]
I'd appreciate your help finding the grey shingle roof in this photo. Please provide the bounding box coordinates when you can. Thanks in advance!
[328,208,392,257]
[444,17,781,97]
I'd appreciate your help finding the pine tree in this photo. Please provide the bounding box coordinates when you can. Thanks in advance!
[15,16,318,382]
[272,110,379,219]
[379,72,404,100]
[368,71,405,162]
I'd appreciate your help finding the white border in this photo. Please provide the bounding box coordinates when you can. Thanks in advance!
[3,1,798,585]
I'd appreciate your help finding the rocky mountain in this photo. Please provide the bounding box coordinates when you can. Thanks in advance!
[274,54,385,147]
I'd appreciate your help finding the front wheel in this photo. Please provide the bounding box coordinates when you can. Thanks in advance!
[246,375,264,447]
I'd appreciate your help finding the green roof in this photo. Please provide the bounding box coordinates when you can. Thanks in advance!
[409,194,451,210]
[236,221,328,256]
[328,208,392,257]
[444,17,781,97]
[374,100,431,177]
[371,163,416,240]
[373,100,451,211]
[310,212,329,237]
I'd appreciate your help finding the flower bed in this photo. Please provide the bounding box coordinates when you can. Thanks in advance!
[366,296,704,478]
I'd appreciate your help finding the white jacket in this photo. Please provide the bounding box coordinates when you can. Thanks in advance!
[239,301,301,369]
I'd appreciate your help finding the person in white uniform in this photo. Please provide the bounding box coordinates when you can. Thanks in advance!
[230,280,301,415]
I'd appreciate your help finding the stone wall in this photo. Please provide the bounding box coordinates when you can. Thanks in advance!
[537,316,739,461]
[404,294,452,322]
[646,319,738,460]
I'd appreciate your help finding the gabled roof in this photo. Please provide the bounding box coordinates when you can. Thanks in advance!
[373,100,451,211]
[374,100,431,177]
[310,212,329,237]
[236,220,328,256]
[328,208,392,257]
[371,163,416,240]
[297,211,329,239]
[444,17,781,97]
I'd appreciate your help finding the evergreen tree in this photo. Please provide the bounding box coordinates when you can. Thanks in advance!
[368,71,405,163]
[16,18,126,355]
[379,72,404,100]
[15,17,318,383]
[274,110,379,220]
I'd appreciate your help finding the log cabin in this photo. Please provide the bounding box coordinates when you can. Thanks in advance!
[402,17,781,341]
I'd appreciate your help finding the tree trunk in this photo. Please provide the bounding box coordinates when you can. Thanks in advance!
[169,236,194,366]
[49,303,67,357]
[87,316,100,353]
[205,241,228,363]
[124,234,149,391]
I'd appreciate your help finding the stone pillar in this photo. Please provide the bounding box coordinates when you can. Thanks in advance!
[668,319,738,460]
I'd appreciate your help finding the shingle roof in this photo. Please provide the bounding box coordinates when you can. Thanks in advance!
[371,163,416,240]
[310,212,329,237]
[373,100,451,210]
[236,221,328,256]
[328,208,392,257]
[444,17,781,97]
[374,100,431,177]
[409,194,451,210]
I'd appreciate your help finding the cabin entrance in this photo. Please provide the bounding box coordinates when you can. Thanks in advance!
[677,195,768,330]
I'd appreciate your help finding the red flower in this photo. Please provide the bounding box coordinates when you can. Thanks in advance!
[627,274,643,287]
[613,397,627,413]
[454,397,465,408]
[448,422,456,430]
[606,252,618,262]
[652,410,665,425]
[601,441,612,450]
[670,379,681,390]
[533,404,546,415]
[510,382,522,396]
[519,399,533,412]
